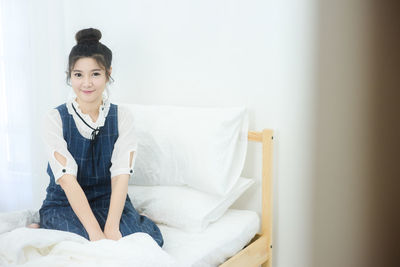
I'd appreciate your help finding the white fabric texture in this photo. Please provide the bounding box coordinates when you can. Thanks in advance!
[0,210,40,235]
[160,209,260,267]
[0,209,259,267]
[120,104,249,196]
[44,94,138,184]
[128,177,254,232]
[0,227,178,267]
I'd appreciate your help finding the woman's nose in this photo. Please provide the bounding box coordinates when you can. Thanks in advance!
[83,77,93,87]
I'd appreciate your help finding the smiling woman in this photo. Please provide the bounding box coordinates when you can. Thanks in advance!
[35,28,164,245]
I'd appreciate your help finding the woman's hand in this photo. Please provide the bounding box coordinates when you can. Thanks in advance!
[88,230,106,242]
[104,226,122,241]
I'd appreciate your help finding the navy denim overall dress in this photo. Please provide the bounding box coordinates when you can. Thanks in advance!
[39,103,163,247]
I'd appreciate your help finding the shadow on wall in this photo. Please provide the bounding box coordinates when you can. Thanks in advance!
[311,1,400,267]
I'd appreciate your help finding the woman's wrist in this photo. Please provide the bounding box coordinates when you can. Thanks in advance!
[104,221,119,231]
[87,225,104,236]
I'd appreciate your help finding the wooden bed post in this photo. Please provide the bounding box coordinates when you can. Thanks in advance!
[261,129,273,267]
[219,129,274,267]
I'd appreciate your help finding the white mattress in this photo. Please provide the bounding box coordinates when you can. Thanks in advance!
[159,209,260,267]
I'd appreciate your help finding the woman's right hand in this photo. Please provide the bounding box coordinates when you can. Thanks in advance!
[88,230,106,241]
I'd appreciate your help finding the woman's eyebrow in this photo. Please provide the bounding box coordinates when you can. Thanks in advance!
[72,69,103,72]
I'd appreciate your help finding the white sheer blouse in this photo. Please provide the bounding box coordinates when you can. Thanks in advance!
[43,95,138,184]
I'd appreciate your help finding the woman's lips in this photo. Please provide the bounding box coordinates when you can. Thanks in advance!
[81,90,94,94]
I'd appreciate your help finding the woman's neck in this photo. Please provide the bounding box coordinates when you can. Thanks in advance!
[75,98,102,122]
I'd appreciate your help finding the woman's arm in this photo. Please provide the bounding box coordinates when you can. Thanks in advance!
[104,107,138,240]
[44,110,104,241]
[44,109,78,185]
[104,173,130,240]
[58,173,105,241]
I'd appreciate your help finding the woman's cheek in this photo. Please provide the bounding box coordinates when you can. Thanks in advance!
[71,79,80,90]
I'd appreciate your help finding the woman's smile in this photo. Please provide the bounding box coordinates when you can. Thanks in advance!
[81,89,95,94]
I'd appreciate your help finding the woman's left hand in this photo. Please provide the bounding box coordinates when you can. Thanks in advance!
[104,226,122,241]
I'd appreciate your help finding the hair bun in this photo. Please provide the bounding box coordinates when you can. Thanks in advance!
[75,28,102,44]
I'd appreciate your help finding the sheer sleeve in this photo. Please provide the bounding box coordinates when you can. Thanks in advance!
[110,106,138,178]
[43,109,78,184]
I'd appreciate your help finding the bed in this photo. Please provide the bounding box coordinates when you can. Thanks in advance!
[160,129,273,267]
[0,104,273,267]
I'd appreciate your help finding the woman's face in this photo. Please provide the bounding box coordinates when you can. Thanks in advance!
[70,57,110,106]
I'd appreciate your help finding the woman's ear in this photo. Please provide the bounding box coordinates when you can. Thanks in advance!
[106,67,112,83]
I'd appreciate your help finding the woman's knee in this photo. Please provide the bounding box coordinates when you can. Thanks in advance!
[41,213,89,240]
[120,215,164,247]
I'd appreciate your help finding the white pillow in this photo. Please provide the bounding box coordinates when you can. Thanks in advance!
[120,104,249,196]
[128,177,254,232]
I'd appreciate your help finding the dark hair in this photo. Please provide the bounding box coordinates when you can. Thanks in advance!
[66,28,114,85]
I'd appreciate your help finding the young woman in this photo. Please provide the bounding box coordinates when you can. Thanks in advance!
[33,28,163,246]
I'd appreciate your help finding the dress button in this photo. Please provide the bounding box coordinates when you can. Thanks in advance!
[62,169,66,173]
[129,169,133,174]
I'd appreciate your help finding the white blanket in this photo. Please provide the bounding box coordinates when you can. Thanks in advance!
[0,210,179,267]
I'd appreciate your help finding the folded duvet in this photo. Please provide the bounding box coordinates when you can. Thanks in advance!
[0,214,179,267]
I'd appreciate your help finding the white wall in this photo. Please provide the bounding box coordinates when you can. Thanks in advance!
[12,1,317,267]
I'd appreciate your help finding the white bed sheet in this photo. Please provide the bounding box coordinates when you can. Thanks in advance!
[160,209,260,267]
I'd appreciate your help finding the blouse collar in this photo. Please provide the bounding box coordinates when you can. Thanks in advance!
[66,91,111,130]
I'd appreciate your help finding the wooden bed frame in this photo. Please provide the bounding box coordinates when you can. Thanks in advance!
[219,129,274,267]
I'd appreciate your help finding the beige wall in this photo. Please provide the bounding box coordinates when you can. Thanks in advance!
[311,1,400,267]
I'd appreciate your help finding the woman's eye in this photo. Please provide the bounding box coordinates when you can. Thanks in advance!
[93,72,101,76]
[74,73,82,77]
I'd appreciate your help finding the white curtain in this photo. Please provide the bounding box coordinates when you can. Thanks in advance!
[0,0,34,211]
[0,0,66,212]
